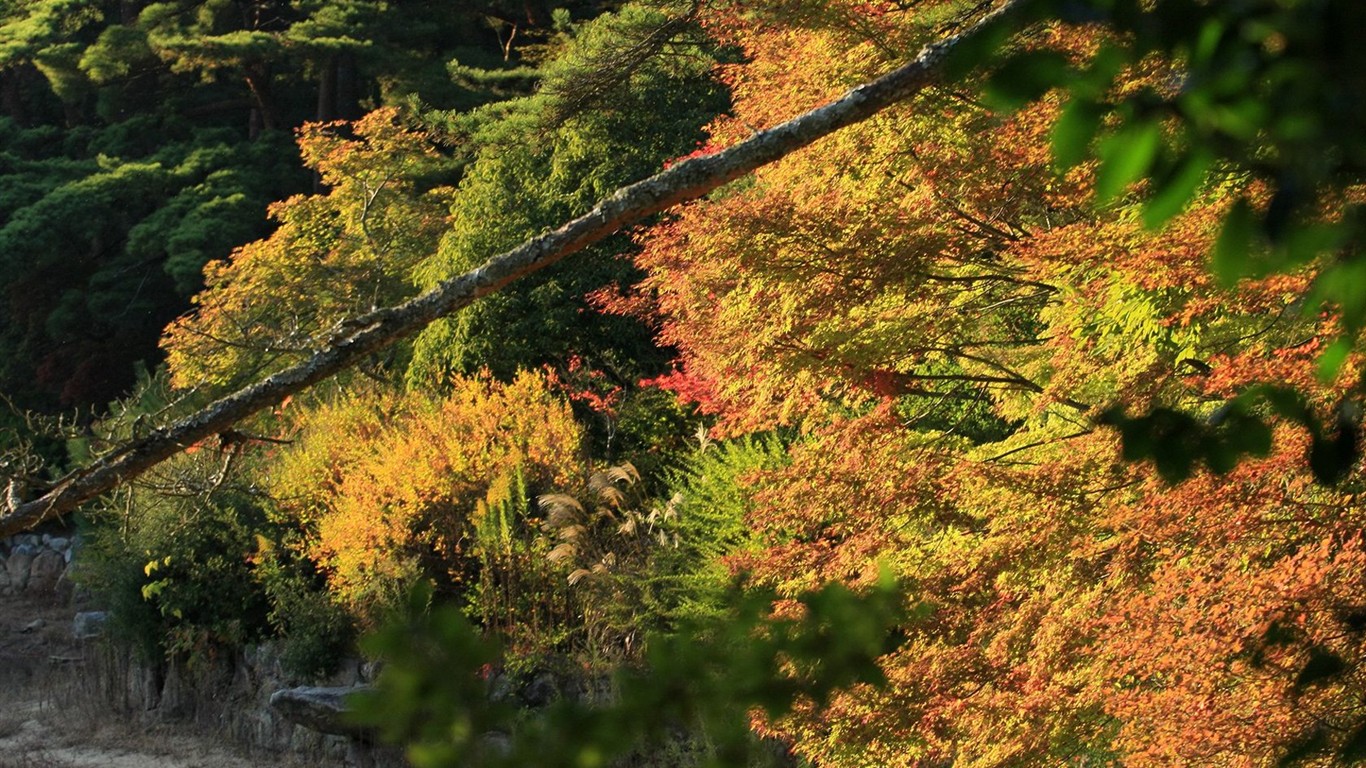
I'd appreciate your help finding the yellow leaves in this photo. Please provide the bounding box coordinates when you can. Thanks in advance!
[144,555,172,577]
[162,108,454,390]
[265,371,583,623]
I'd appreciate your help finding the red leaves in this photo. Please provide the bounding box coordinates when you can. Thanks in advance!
[662,142,722,170]
[544,356,624,418]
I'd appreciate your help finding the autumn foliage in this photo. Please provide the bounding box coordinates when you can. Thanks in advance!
[68,1,1366,765]
[610,4,1366,765]
[266,372,582,629]
[161,108,454,390]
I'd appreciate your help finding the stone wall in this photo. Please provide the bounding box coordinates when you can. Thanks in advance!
[2,526,398,766]
[86,640,403,766]
[1,529,76,597]
[2,529,725,767]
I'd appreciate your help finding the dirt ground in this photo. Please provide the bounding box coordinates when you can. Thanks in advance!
[0,591,307,768]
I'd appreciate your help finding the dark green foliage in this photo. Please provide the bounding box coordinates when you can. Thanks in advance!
[0,118,300,408]
[599,386,695,487]
[351,577,917,768]
[894,377,1021,446]
[986,0,1366,338]
[0,0,608,421]
[1102,385,1362,484]
[80,489,272,661]
[408,5,729,388]
[68,369,275,662]
[258,557,357,680]
[1100,404,1272,483]
[1293,647,1347,689]
[466,463,576,665]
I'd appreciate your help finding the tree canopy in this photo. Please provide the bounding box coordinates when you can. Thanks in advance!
[3,0,1365,765]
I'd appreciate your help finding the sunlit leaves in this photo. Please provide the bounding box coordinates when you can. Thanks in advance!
[162,108,453,390]
[265,371,583,628]
[48,2,1366,766]
[615,5,1366,765]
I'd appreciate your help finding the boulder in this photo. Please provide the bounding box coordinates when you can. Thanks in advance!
[27,549,64,593]
[6,550,33,591]
[480,731,512,758]
[73,611,109,639]
[269,685,372,736]
[520,671,562,707]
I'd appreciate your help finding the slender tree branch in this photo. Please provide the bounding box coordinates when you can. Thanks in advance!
[0,0,1034,536]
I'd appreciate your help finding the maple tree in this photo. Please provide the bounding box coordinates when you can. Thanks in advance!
[604,2,1366,764]
[3,0,1365,765]
[161,106,455,391]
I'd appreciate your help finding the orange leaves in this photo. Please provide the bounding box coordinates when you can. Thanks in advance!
[626,19,1126,437]
[721,407,1366,765]
[1099,534,1366,765]
[265,371,583,624]
[609,6,1366,763]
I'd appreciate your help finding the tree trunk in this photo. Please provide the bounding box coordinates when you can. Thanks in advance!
[314,52,358,124]
[335,51,358,120]
[0,67,24,124]
[0,0,1031,537]
[316,55,337,123]
[244,63,278,135]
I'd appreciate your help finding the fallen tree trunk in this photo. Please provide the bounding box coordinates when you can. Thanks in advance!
[0,0,1030,537]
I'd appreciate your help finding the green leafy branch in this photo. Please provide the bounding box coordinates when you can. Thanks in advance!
[350,575,919,768]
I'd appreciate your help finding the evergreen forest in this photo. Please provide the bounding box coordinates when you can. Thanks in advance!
[1,0,1365,765]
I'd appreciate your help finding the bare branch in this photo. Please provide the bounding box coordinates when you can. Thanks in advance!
[0,0,1031,536]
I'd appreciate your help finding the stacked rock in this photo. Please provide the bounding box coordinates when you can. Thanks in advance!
[0,531,75,596]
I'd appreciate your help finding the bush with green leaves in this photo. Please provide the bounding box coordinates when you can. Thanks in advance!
[254,543,356,680]
[350,576,916,768]
[646,434,791,627]
[80,485,271,664]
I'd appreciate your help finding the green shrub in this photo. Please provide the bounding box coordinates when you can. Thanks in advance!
[646,434,790,626]
[81,484,271,664]
[255,544,356,680]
